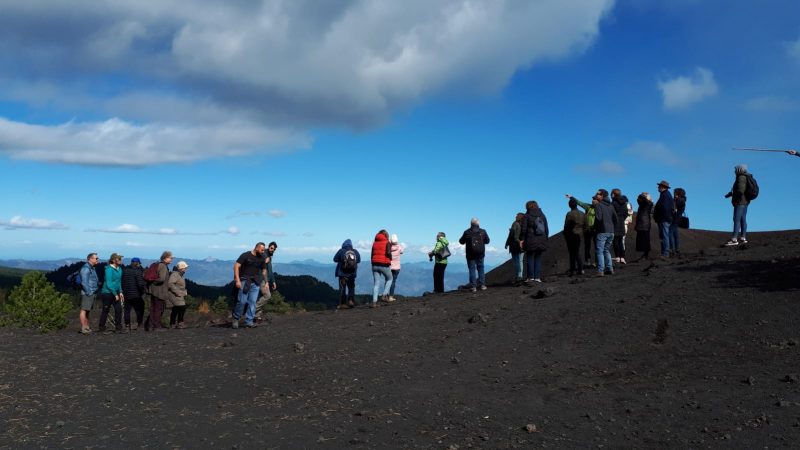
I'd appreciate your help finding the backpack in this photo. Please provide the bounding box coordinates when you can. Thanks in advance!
[533,216,546,236]
[341,249,358,272]
[469,230,485,255]
[67,270,82,290]
[143,262,160,282]
[745,174,759,201]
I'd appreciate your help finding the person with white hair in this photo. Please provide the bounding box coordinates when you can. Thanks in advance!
[458,218,490,292]
[388,234,404,302]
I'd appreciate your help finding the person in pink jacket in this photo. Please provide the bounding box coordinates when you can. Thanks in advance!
[388,234,404,302]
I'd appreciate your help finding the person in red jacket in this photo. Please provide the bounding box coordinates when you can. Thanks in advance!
[370,230,393,308]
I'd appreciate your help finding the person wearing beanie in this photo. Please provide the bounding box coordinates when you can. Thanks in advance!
[653,180,674,259]
[121,257,146,331]
[635,193,654,260]
[167,261,189,329]
[563,198,584,276]
[504,212,525,283]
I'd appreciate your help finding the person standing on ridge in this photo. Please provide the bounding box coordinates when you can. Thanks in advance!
[653,180,675,259]
[232,242,267,328]
[145,251,173,332]
[593,189,617,276]
[504,213,524,284]
[670,188,687,256]
[520,201,550,282]
[459,218,490,292]
[563,198,584,276]
[333,239,361,309]
[78,253,100,335]
[635,193,654,260]
[98,253,125,334]
[611,188,629,265]
[724,165,752,246]
[388,234,403,302]
[428,232,449,293]
[121,257,145,331]
[565,194,596,268]
[370,230,393,307]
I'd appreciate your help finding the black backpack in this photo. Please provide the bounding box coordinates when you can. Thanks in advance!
[469,230,486,255]
[745,174,759,201]
[341,249,358,272]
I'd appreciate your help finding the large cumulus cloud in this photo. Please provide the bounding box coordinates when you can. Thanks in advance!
[0,0,614,165]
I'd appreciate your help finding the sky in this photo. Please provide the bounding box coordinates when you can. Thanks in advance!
[1,0,799,264]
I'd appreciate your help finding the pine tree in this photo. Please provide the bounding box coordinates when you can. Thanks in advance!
[2,271,73,332]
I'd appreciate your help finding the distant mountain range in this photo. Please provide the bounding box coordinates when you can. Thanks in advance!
[0,258,488,296]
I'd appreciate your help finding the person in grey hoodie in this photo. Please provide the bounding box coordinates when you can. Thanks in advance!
[593,189,618,276]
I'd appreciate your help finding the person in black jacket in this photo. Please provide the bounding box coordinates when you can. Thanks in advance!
[610,189,630,265]
[520,200,550,282]
[459,218,490,292]
[653,180,674,258]
[670,188,687,256]
[121,257,146,331]
[593,189,618,276]
[635,193,653,260]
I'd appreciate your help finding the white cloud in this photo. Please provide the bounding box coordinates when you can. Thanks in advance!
[267,210,286,218]
[124,241,146,247]
[574,160,625,176]
[0,0,614,166]
[0,215,68,230]
[744,96,799,112]
[787,35,800,61]
[623,140,683,166]
[226,226,240,235]
[0,117,310,166]
[86,223,226,236]
[657,67,718,110]
[301,232,314,238]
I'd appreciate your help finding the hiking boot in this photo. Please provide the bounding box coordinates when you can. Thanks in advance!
[231,320,239,329]
[176,322,187,329]
[347,300,355,308]
[337,304,349,310]
[604,270,614,276]
[80,327,92,335]
[480,285,487,291]
[370,302,379,309]
[725,239,739,246]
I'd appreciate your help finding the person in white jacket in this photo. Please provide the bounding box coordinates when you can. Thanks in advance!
[388,234,404,302]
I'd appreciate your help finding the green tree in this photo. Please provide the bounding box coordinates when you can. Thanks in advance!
[2,271,73,332]
[263,291,293,314]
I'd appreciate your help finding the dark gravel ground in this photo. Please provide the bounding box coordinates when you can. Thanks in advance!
[1,229,799,449]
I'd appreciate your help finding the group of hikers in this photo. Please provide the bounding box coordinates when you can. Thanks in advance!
[73,164,761,333]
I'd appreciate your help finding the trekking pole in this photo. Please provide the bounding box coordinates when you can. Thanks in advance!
[732,147,791,153]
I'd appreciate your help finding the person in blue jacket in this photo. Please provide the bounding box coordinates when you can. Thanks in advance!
[78,253,100,335]
[653,180,675,258]
[333,239,361,309]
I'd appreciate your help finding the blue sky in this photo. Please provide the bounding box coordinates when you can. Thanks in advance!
[1,0,798,264]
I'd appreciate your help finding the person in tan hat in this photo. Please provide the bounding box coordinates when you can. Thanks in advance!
[653,180,674,259]
[167,261,189,329]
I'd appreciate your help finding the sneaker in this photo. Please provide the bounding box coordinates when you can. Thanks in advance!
[176,322,187,329]
[337,304,349,310]
[470,287,477,293]
[116,327,128,334]
[604,270,614,276]
[387,296,397,302]
[724,239,739,246]
[231,320,239,329]
[620,258,627,265]
[480,285,487,291]
[385,296,396,302]
[131,323,139,331]
[245,323,258,328]
[347,300,355,308]
[594,272,605,277]
[370,302,379,309]
[80,327,92,335]
[739,238,748,244]
[533,278,542,283]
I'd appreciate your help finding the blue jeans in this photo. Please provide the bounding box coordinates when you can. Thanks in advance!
[658,222,671,256]
[467,258,485,287]
[733,205,748,239]
[525,251,542,279]
[234,278,259,325]
[595,232,614,273]
[669,222,679,252]
[372,266,392,303]
[511,252,523,280]
[389,269,400,296]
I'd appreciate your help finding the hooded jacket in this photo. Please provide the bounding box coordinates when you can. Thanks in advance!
[371,233,392,266]
[334,239,361,278]
[594,198,618,234]
[635,196,653,232]
[520,207,549,252]
[390,243,403,271]
[432,236,449,264]
[730,165,750,206]
[166,269,187,308]
[612,195,630,236]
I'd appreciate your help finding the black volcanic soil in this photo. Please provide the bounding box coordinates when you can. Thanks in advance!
[1,229,799,449]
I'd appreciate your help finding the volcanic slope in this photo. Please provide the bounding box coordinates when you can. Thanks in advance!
[0,229,798,448]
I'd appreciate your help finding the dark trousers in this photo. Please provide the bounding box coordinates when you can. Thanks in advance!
[98,293,122,331]
[565,233,583,273]
[613,235,625,259]
[389,270,400,296]
[169,305,187,325]
[583,230,596,262]
[433,263,446,293]
[146,297,166,329]
[124,297,145,326]
[338,276,355,305]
